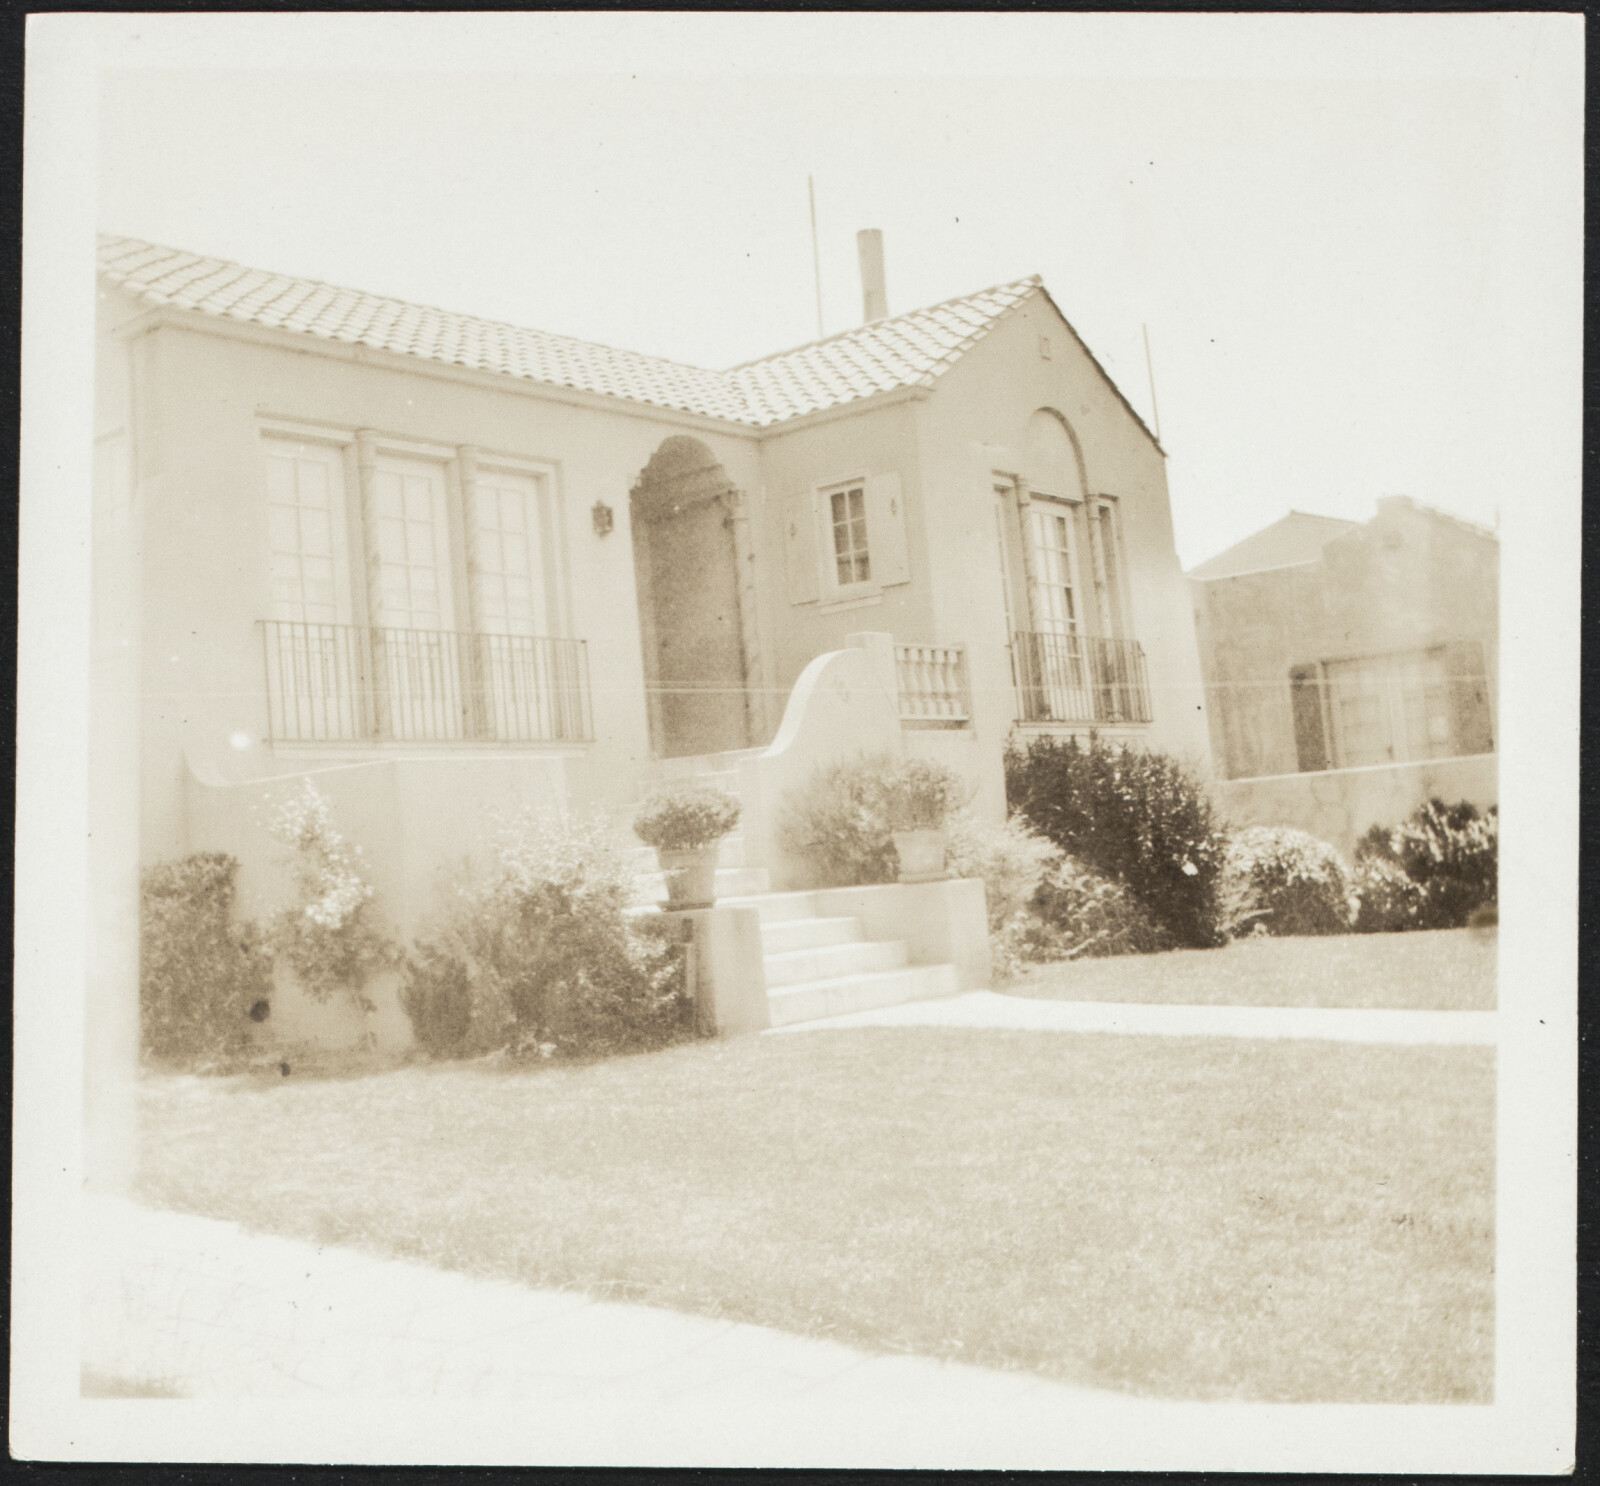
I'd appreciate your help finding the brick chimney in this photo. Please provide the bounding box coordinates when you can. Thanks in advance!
[857,229,889,324]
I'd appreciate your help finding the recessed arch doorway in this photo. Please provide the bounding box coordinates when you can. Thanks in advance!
[630,436,763,758]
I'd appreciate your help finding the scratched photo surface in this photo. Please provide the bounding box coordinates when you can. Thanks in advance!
[15,12,1578,1472]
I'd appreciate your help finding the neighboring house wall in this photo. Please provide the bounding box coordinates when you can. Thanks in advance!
[1191,496,1498,855]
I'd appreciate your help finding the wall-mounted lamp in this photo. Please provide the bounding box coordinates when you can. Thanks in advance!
[592,501,615,537]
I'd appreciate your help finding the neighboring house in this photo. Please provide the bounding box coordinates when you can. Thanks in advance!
[1189,498,1498,854]
[94,234,1209,988]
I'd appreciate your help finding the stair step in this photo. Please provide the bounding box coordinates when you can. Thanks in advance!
[763,938,907,989]
[717,891,823,925]
[766,964,960,1028]
[759,916,861,955]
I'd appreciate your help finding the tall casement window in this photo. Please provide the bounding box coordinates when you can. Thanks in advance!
[473,469,549,636]
[264,438,351,623]
[1027,499,1080,638]
[373,455,454,632]
[829,484,871,586]
[261,437,358,738]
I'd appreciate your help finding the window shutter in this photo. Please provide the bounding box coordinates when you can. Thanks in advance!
[864,472,910,586]
[1288,664,1330,773]
[783,490,819,604]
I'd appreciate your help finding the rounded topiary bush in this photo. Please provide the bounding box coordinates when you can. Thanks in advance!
[1219,826,1355,937]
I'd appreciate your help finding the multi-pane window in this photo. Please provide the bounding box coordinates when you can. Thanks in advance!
[829,485,870,585]
[373,457,453,630]
[264,439,349,623]
[1028,501,1079,635]
[473,470,547,636]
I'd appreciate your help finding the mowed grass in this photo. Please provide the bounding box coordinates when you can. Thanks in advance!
[137,1026,1493,1403]
[1007,928,1495,1010]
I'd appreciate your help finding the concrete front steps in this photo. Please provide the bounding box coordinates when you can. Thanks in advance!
[721,889,959,1028]
[623,747,961,1029]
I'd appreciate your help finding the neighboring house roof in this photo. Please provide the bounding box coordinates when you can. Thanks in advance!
[97,234,1048,430]
[1186,511,1360,581]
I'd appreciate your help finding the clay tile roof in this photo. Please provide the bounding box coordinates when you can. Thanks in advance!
[96,234,1043,429]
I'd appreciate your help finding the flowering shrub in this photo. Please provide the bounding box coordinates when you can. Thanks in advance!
[945,810,1062,932]
[1351,856,1426,934]
[407,810,691,1059]
[881,759,963,832]
[1024,855,1175,962]
[1004,733,1226,947]
[140,853,271,1069]
[1355,798,1498,930]
[633,787,741,852]
[262,782,397,1007]
[1218,826,1355,938]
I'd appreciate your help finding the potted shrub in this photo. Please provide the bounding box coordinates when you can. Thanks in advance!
[633,787,742,910]
[882,759,962,884]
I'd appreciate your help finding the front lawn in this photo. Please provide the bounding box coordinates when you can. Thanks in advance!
[137,1025,1493,1403]
[1007,927,1494,1010]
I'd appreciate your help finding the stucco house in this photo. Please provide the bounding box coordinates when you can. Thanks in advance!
[94,231,1210,1040]
[1188,498,1498,854]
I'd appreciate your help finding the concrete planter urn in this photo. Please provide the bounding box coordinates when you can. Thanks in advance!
[891,828,949,884]
[883,758,963,885]
[656,846,721,910]
[634,786,743,913]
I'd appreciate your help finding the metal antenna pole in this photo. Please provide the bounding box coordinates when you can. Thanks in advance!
[809,174,824,339]
[1142,323,1162,444]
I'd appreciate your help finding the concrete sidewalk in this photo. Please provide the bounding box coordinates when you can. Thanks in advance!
[82,1194,1136,1433]
[766,990,1497,1044]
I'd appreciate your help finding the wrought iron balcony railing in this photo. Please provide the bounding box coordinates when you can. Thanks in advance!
[260,620,592,745]
[1011,631,1152,726]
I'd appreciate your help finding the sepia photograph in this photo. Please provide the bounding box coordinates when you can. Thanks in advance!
[13,11,1579,1471]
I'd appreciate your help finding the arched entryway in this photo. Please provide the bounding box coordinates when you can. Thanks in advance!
[630,437,763,758]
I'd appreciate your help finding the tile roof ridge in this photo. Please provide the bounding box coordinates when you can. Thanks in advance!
[96,232,736,383]
[724,274,1043,371]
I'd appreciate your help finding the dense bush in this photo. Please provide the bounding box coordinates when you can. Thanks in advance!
[398,941,473,1057]
[781,754,964,887]
[262,781,398,1008]
[1218,826,1355,938]
[1024,855,1175,962]
[1004,733,1226,947]
[1355,798,1498,930]
[633,787,741,852]
[140,853,271,1069]
[1351,856,1426,934]
[406,811,691,1059]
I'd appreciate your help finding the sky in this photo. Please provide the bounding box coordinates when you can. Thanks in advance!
[95,16,1538,568]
